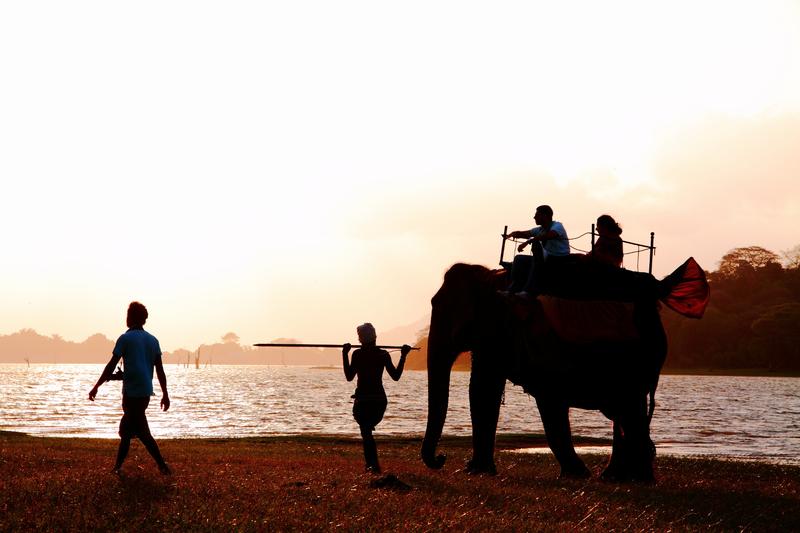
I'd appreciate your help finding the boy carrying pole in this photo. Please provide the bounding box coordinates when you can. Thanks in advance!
[342,323,411,474]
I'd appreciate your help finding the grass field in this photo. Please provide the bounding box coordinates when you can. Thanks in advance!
[1,431,798,531]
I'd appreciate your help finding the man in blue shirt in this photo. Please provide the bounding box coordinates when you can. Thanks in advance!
[506,205,570,296]
[89,301,171,475]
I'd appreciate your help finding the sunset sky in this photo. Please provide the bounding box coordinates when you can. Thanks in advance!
[2,1,799,352]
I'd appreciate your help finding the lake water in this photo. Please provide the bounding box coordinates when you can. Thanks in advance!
[2,364,798,465]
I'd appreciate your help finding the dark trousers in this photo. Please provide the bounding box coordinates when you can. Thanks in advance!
[509,244,570,293]
[116,395,167,470]
[509,242,546,293]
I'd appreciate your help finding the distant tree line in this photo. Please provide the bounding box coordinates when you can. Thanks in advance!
[663,245,800,374]
[0,329,114,363]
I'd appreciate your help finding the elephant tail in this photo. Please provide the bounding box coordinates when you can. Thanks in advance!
[645,384,658,460]
[659,257,710,319]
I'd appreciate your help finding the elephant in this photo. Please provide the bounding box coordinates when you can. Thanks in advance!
[420,258,708,482]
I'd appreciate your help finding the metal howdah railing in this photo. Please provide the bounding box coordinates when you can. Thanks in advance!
[499,224,656,274]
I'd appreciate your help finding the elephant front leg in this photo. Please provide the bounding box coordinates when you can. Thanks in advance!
[535,398,590,479]
[467,358,505,475]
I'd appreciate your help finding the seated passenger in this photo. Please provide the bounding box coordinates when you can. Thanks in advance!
[588,214,623,268]
[505,204,570,296]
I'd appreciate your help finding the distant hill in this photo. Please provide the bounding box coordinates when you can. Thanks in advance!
[378,315,430,347]
[404,332,471,372]
[0,329,115,364]
[0,320,432,367]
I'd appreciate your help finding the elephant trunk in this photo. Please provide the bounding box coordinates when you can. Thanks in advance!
[421,327,455,469]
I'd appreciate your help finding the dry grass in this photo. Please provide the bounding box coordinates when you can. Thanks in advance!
[1,431,798,531]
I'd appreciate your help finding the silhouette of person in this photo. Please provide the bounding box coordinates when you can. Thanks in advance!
[342,323,411,473]
[589,214,623,267]
[89,301,171,475]
[505,204,570,296]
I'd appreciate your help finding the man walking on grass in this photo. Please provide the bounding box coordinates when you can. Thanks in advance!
[89,301,171,475]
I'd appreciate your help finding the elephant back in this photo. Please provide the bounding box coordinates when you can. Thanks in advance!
[540,256,710,320]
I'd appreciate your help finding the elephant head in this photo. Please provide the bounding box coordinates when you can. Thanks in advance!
[421,263,508,469]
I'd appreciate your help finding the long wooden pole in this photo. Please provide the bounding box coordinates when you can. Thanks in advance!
[253,343,420,350]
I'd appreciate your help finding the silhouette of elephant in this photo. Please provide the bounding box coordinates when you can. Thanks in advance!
[420,259,708,482]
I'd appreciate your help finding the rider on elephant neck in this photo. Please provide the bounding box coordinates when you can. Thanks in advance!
[509,205,570,259]
[505,205,570,295]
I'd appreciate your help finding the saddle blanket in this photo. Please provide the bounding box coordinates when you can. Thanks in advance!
[537,295,640,344]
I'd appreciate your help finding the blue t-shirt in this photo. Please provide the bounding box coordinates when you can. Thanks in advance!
[531,220,570,257]
[113,328,162,397]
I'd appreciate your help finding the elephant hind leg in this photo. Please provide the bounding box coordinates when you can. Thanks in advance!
[536,399,590,479]
[628,431,656,483]
[605,402,656,483]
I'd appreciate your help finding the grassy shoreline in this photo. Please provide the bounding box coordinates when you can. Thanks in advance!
[2,432,798,531]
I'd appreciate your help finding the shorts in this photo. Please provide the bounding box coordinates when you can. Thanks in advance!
[352,393,388,431]
[119,395,153,440]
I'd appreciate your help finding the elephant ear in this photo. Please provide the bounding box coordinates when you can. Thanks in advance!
[660,257,710,319]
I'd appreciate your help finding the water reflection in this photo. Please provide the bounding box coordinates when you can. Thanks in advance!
[1,364,798,465]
